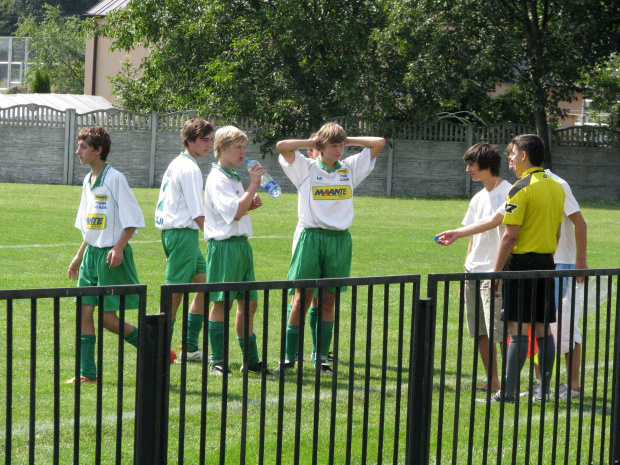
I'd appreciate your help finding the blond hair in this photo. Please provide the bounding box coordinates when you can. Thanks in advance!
[213,126,248,158]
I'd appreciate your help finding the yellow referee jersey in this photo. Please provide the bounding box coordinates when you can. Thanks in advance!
[503,166,565,254]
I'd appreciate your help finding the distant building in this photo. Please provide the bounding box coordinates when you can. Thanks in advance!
[0,37,31,91]
[83,0,148,104]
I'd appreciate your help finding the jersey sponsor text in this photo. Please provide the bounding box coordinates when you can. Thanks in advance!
[86,214,107,229]
[312,185,352,199]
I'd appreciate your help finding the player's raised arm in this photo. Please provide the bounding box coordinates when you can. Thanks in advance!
[276,139,317,164]
[435,212,504,246]
[345,136,386,159]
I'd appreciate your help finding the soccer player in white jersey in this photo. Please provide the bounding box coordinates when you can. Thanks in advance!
[275,122,385,374]
[155,118,214,363]
[435,143,512,393]
[66,126,145,384]
[204,126,269,375]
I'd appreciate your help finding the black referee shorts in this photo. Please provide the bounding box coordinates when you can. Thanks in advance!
[503,253,556,324]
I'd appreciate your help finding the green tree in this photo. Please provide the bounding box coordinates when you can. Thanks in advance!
[31,68,50,93]
[582,55,620,129]
[96,0,391,148]
[12,0,98,19]
[383,0,620,166]
[15,4,85,94]
[0,0,17,35]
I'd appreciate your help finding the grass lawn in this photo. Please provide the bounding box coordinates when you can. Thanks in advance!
[0,182,619,464]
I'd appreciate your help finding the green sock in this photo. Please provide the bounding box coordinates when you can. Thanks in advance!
[319,321,334,360]
[285,324,299,363]
[124,326,139,348]
[169,319,176,346]
[237,333,259,367]
[308,306,318,353]
[209,320,225,365]
[187,313,204,352]
[81,334,97,380]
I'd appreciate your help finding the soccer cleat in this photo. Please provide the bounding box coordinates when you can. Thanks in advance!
[489,390,515,403]
[556,383,580,400]
[170,349,177,365]
[180,349,203,363]
[273,360,295,376]
[63,376,97,384]
[240,361,273,375]
[318,363,333,374]
[534,392,550,402]
[210,364,232,376]
[520,378,541,397]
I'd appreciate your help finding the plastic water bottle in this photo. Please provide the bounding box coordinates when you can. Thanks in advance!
[246,158,281,198]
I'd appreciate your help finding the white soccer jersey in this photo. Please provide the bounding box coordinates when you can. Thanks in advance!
[546,170,580,264]
[204,163,253,241]
[75,163,145,248]
[155,153,205,230]
[463,180,512,272]
[279,148,376,231]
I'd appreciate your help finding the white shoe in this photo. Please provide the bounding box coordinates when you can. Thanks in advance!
[181,349,203,362]
[558,385,580,400]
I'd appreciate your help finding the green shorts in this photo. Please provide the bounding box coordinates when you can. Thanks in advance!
[206,236,258,302]
[162,228,206,283]
[287,228,352,293]
[77,244,140,311]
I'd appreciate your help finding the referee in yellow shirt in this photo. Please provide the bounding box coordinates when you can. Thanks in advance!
[491,134,565,403]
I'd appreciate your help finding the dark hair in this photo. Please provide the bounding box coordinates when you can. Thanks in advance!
[182,118,215,148]
[77,126,111,160]
[463,142,501,177]
[511,134,545,166]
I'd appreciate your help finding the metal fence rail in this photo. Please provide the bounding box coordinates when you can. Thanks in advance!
[427,269,620,465]
[0,284,147,465]
[142,275,422,465]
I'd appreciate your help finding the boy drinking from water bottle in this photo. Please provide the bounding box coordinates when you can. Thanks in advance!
[275,122,385,374]
[204,126,270,375]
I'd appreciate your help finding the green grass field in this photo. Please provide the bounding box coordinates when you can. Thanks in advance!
[0,183,619,464]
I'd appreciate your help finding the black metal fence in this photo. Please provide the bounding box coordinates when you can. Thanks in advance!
[1,270,618,465]
[0,284,147,465]
[138,275,423,465]
[427,269,620,465]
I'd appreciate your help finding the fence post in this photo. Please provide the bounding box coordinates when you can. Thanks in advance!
[406,297,435,465]
[149,111,158,188]
[386,137,394,196]
[611,289,620,464]
[64,108,76,185]
[134,313,170,465]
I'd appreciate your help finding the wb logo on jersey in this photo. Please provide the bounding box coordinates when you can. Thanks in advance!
[86,214,106,229]
[505,203,518,214]
[312,186,352,199]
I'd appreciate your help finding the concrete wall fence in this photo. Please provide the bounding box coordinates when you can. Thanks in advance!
[1,105,619,201]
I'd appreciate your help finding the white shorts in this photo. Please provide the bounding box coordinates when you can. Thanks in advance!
[550,265,582,352]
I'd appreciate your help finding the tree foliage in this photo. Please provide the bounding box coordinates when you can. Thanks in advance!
[16,4,85,94]
[12,0,98,19]
[99,0,620,158]
[31,68,51,93]
[383,0,620,165]
[582,55,620,129]
[97,0,394,147]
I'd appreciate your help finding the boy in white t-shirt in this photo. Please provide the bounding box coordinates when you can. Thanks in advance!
[155,118,214,363]
[545,169,587,400]
[436,143,511,392]
[66,126,145,383]
[204,126,269,375]
[275,122,385,374]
